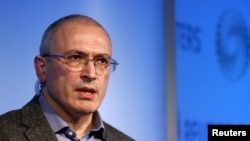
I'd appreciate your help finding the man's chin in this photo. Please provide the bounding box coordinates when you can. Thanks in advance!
[76,106,98,115]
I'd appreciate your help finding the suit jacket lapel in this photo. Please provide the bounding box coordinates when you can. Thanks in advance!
[21,95,58,141]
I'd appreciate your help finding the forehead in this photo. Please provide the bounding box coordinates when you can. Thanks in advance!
[52,22,112,55]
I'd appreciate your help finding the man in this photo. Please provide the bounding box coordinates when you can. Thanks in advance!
[0,14,134,141]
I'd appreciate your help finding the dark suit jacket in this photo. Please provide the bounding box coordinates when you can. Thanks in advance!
[0,96,135,141]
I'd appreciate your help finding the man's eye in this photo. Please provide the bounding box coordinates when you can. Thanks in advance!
[96,58,109,65]
[67,54,83,61]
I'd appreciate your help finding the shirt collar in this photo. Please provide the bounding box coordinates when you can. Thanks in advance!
[38,94,105,136]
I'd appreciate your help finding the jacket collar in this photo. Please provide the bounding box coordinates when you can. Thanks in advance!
[21,95,58,141]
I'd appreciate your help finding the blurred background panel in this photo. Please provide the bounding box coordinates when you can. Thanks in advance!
[175,0,250,140]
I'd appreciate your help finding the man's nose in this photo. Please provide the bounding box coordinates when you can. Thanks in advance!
[80,59,97,80]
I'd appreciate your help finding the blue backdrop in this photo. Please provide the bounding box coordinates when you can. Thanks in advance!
[0,1,166,141]
[175,0,250,140]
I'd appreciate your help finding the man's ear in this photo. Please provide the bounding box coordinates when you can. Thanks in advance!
[34,56,46,82]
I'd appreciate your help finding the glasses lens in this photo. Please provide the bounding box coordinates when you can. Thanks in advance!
[44,53,118,74]
[109,59,118,72]
[59,53,118,74]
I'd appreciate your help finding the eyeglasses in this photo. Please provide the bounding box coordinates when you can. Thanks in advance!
[43,53,119,75]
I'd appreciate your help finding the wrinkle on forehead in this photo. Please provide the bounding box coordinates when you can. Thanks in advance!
[53,23,112,56]
[60,22,111,43]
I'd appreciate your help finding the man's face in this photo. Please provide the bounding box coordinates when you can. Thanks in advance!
[43,22,111,117]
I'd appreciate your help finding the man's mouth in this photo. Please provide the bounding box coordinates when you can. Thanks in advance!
[76,87,96,93]
[75,87,97,99]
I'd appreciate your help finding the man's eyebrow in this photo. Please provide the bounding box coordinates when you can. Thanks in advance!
[95,53,111,58]
[64,50,86,55]
[64,50,111,58]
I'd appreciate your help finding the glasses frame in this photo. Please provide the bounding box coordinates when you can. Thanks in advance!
[43,53,119,73]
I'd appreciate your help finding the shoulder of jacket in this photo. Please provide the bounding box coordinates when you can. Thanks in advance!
[103,122,135,141]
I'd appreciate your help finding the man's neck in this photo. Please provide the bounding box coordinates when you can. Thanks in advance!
[63,112,93,139]
[42,92,93,138]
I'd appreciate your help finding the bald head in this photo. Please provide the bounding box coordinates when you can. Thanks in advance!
[39,14,111,55]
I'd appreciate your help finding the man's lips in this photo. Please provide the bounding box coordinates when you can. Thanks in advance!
[76,87,97,93]
[75,87,97,99]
